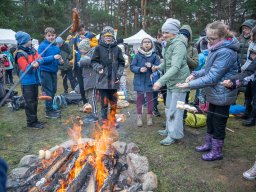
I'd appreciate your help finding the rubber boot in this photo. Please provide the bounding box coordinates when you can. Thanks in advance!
[195,133,212,152]
[202,138,224,161]
[137,114,143,127]
[147,114,153,126]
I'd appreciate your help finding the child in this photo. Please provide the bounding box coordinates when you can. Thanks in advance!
[1,45,14,85]
[15,31,44,129]
[38,27,62,119]
[91,26,124,127]
[78,38,98,121]
[130,38,160,127]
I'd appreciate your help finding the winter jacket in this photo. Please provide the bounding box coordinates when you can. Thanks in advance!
[189,37,240,106]
[154,41,163,59]
[0,158,7,192]
[2,51,14,70]
[238,19,256,66]
[80,47,97,90]
[16,46,42,85]
[241,41,256,71]
[38,39,60,73]
[157,34,190,92]
[195,49,209,71]
[58,42,72,71]
[91,40,125,90]
[180,25,198,71]
[130,48,160,92]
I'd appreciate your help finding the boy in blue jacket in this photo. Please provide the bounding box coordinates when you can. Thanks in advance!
[38,27,62,118]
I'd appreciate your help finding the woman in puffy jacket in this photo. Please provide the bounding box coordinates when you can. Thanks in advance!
[177,21,240,161]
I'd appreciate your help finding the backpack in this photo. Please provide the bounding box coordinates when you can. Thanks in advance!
[62,93,82,104]
[52,95,67,110]
[11,96,25,111]
[185,112,207,128]
[3,55,10,67]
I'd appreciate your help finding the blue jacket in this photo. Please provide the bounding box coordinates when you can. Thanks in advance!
[38,39,60,73]
[130,49,160,92]
[189,37,240,106]
[195,49,208,71]
[16,46,42,85]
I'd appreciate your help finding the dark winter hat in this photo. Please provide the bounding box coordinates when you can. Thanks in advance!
[102,26,115,37]
[15,31,31,45]
[180,29,191,39]
[240,19,256,33]
[161,18,180,34]
[0,45,7,52]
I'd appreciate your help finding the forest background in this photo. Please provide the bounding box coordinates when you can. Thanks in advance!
[1,0,256,41]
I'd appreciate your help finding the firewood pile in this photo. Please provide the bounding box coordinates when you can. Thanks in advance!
[7,119,157,192]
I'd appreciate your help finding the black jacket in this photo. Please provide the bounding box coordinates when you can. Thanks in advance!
[91,40,124,89]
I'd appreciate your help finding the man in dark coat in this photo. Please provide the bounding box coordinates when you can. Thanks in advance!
[91,26,124,127]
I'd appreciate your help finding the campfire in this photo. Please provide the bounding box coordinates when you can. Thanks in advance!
[7,116,157,192]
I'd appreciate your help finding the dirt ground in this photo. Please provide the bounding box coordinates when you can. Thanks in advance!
[0,72,256,191]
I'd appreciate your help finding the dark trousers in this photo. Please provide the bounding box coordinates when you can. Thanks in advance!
[99,89,117,121]
[61,69,77,92]
[153,91,158,109]
[74,66,87,104]
[40,71,57,112]
[5,69,13,84]
[244,81,256,117]
[206,103,230,140]
[22,84,38,125]
[137,92,153,114]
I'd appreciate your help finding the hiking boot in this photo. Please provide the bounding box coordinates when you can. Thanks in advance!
[195,133,212,152]
[202,138,224,161]
[153,107,161,117]
[242,118,256,127]
[158,129,168,136]
[160,137,175,145]
[45,111,61,119]
[27,122,44,129]
[137,114,143,127]
[147,114,153,126]
[243,161,256,180]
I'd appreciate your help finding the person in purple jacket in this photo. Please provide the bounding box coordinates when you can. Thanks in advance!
[38,27,63,119]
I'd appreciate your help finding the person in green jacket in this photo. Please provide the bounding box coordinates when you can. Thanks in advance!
[153,18,190,145]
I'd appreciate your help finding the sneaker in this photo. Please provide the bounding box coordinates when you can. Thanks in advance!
[153,108,161,117]
[243,161,256,180]
[158,129,168,136]
[27,122,44,129]
[45,111,61,119]
[160,137,175,146]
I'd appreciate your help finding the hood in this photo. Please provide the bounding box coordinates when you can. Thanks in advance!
[138,47,154,57]
[211,36,240,52]
[180,25,192,43]
[99,39,117,48]
[240,19,256,33]
[169,34,188,47]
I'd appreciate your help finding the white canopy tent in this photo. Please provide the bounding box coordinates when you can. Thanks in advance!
[0,29,17,45]
[124,29,155,44]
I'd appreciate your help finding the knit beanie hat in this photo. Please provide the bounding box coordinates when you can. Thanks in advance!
[78,38,91,52]
[56,37,64,44]
[15,31,31,45]
[102,26,115,37]
[161,18,181,34]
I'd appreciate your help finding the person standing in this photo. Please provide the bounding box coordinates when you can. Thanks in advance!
[177,21,240,161]
[91,26,124,128]
[130,38,160,127]
[15,31,44,128]
[1,45,14,85]
[38,27,62,119]
[153,18,190,145]
[56,37,76,94]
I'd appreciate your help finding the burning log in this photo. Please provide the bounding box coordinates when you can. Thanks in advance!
[66,161,93,192]
[29,148,72,192]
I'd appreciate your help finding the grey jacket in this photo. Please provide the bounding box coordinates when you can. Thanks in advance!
[189,37,240,106]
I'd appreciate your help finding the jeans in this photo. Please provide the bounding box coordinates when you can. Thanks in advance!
[40,71,57,112]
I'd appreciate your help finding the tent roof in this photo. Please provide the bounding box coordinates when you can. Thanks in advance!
[0,29,17,45]
[124,29,155,45]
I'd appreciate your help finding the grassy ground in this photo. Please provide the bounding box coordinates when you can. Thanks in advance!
[1,75,256,192]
